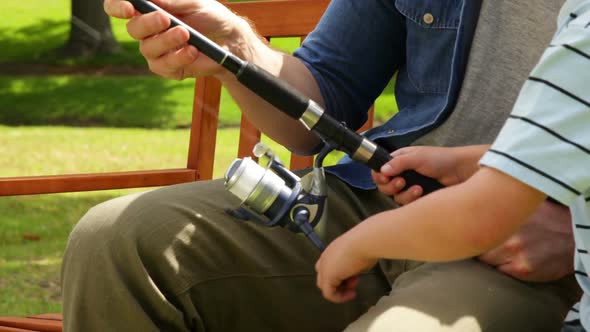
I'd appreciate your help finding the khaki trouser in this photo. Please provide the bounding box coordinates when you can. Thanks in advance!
[62,175,580,332]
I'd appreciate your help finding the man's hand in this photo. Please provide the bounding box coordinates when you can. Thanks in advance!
[103,0,252,80]
[478,200,574,282]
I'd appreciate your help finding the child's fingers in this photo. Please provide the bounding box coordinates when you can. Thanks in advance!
[334,276,360,303]
[316,259,357,303]
[393,185,423,205]
[321,277,358,303]
[339,276,360,294]
[371,170,390,185]
[381,153,419,177]
[315,259,323,289]
[390,146,415,158]
[376,177,405,196]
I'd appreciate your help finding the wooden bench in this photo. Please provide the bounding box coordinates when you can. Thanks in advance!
[0,0,376,330]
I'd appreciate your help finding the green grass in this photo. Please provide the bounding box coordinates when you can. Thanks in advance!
[0,75,247,128]
[0,125,305,178]
[1,193,110,315]
[0,1,397,128]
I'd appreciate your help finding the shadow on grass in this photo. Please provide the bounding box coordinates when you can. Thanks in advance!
[0,18,200,128]
[0,19,144,66]
[0,75,195,128]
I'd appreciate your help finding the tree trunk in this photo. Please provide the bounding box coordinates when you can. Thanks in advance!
[55,0,122,58]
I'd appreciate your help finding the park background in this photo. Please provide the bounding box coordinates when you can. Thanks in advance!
[0,0,397,315]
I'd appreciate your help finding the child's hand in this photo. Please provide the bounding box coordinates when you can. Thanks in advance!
[372,146,486,204]
[315,234,378,303]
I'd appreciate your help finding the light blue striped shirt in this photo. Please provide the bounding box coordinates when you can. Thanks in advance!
[480,0,590,329]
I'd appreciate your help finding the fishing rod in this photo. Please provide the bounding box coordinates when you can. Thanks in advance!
[128,0,443,194]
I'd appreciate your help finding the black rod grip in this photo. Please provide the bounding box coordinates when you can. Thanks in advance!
[316,116,444,195]
[399,170,444,194]
[236,62,310,119]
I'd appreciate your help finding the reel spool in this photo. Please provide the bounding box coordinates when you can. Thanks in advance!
[224,143,327,250]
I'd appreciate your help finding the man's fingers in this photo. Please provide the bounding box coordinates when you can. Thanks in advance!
[147,46,200,79]
[478,246,511,267]
[499,261,533,280]
[127,11,171,40]
[152,0,194,12]
[104,0,135,19]
[139,26,189,59]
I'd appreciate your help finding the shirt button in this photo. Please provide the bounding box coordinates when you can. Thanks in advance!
[423,13,435,25]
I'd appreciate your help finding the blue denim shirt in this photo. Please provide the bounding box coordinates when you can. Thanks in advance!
[293,0,481,189]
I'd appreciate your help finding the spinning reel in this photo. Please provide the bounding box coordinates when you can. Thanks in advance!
[224,143,331,251]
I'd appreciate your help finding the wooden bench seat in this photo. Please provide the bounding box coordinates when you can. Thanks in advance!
[0,314,62,332]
